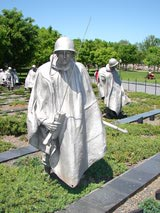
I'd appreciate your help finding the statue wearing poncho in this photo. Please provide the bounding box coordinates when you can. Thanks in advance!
[98,58,130,119]
[27,37,106,188]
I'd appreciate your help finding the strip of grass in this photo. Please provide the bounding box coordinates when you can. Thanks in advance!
[9,100,27,106]
[0,140,16,152]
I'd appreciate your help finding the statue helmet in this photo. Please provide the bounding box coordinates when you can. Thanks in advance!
[109,58,119,68]
[54,36,75,53]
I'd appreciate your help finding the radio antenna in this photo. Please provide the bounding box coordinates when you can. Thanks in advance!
[76,16,92,60]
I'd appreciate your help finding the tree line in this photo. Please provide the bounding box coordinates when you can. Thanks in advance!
[0,8,160,71]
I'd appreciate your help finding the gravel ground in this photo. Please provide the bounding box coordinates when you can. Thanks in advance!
[2,134,28,148]
[0,103,27,112]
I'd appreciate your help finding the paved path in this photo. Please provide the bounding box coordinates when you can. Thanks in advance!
[122,80,160,95]
[90,77,160,95]
[0,145,38,163]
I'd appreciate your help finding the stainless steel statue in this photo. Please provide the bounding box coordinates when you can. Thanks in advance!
[27,36,106,188]
[98,58,130,119]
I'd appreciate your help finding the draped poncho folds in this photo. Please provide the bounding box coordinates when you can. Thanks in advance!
[98,65,130,115]
[27,60,106,188]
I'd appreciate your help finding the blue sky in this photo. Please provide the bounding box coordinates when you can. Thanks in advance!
[0,0,160,44]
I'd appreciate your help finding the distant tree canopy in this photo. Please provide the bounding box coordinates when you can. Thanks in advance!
[144,46,160,70]
[0,8,39,68]
[33,26,60,66]
[0,8,160,71]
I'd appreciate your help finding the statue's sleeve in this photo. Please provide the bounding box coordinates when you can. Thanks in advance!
[27,71,52,139]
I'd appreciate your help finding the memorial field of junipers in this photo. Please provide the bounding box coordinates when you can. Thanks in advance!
[0,84,160,212]
[0,7,160,213]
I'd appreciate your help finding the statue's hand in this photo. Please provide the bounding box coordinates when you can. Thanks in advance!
[43,120,61,132]
[42,113,65,140]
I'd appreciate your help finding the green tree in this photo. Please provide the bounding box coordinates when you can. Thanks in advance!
[32,26,60,66]
[118,40,130,45]
[92,39,108,50]
[0,8,39,68]
[76,39,95,66]
[91,39,109,67]
[94,47,118,67]
[118,44,139,70]
[144,46,160,71]
[139,35,160,52]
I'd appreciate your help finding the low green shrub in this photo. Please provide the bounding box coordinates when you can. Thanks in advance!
[139,198,160,213]
[0,140,16,152]
[13,87,26,95]
[0,86,8,93]
[106,123,160,167]
[0,157,103,213]
[0,114,27,136]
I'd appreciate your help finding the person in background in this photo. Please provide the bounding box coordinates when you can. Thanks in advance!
[12,68,20,87]
[147,71,155,80]
[25,65,37,92]
[27,36,106,188]
[5,67,14,90]
[0,68,7,86]
[98,58,130,119]
[94,65,99,83]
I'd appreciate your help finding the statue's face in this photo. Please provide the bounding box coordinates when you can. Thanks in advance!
[56,51,73,67]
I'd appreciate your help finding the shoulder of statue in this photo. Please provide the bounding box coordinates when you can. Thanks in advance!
[37,62,52,79]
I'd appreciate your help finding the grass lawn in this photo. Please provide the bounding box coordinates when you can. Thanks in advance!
[119,70,160,84]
